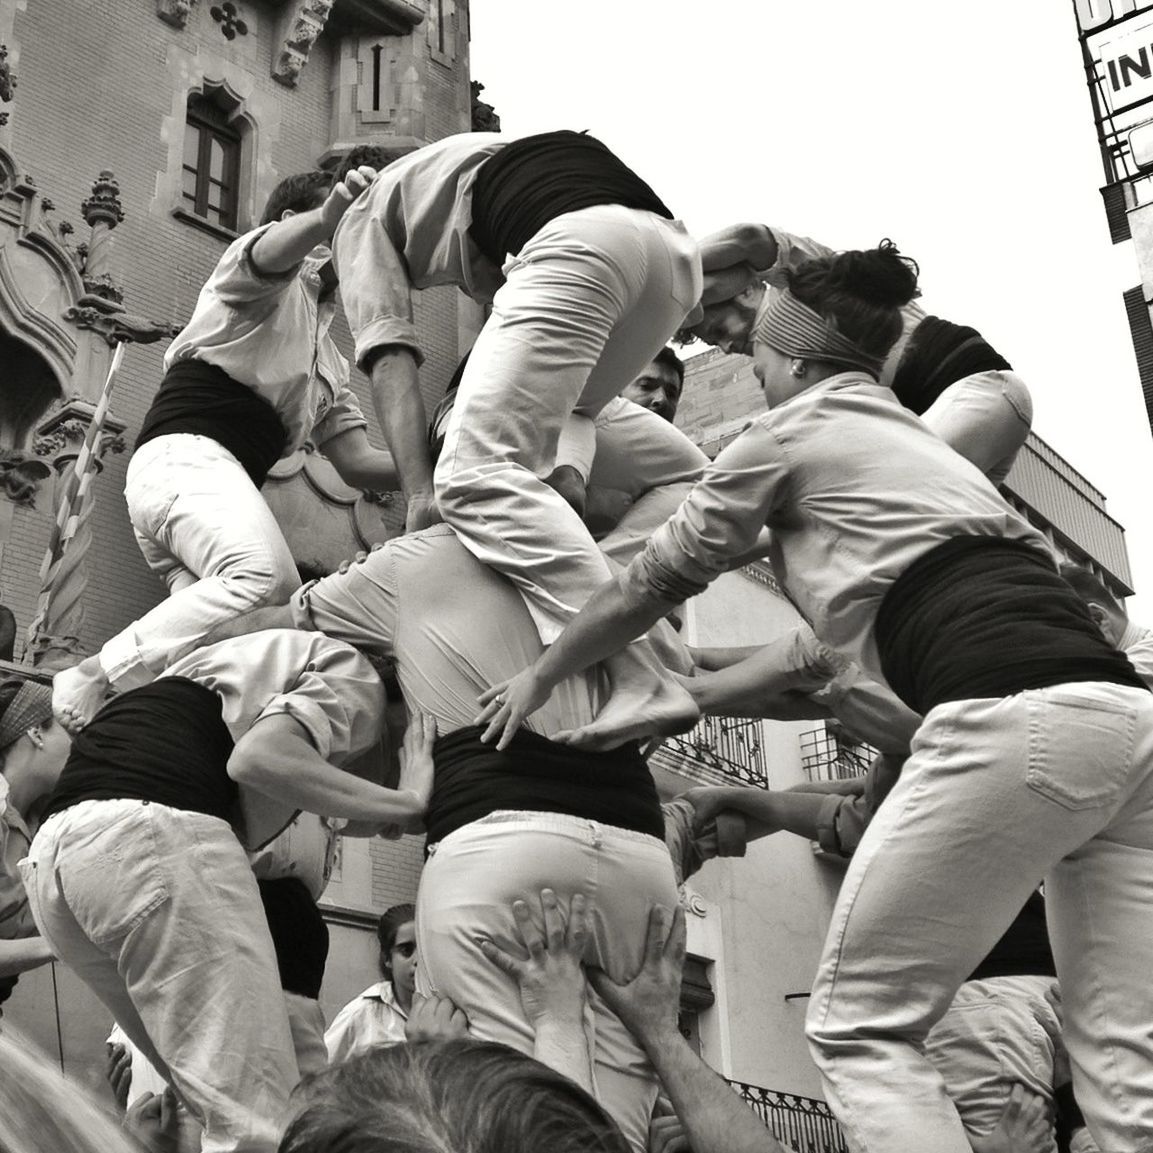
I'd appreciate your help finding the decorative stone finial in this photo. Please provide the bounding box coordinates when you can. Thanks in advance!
[81,171,125,231]
[0,44,16,127]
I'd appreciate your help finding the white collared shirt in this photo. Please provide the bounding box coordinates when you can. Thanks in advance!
[0,775,34,940]
[324,979,408,1063]
[164,230,367,456]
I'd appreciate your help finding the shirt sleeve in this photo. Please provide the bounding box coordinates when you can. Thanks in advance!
[624,420,788,605]
[333,204,424,369]
[312,375,370,447]
[757,227,837,286]
[291,551,399,656]
[255,635,385,763]
[210,224,301,307]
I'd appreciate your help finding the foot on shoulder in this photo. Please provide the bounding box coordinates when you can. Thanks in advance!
[53,659,110,734]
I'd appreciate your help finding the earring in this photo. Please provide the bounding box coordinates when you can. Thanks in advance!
[790,360,806,379]
[28,728,44,749]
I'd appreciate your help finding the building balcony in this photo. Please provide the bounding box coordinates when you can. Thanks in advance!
[799,724,877,784]
[727,1080,849,1153]
[652,714,769,788]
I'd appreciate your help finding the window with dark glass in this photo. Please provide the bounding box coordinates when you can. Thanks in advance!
[182,93,241,232]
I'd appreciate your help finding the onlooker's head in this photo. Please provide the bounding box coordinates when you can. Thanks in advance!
[620,347,685,422]
[377,902,417,1008]
[1060,562,1129,646]
[281,1040,630,1153]
[0,1028,140,1153]
[260,171,331,226]
[0,677,70,817]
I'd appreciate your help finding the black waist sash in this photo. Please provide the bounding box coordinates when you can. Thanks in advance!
[470,130,673,265]
[891,315,1012,415]
[875,537,1145,715]
[137,360,287,487]
[426,725,664,847]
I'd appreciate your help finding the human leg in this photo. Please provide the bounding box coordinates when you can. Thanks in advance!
[919,370,1032,485]
[806,685,1153,1153]
[416,810,677,1152]
[23,800,298,1153]
[55,435,299,729]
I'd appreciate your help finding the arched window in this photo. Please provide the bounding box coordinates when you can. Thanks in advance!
[181,89,242,232]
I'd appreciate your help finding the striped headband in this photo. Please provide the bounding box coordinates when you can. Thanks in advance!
[0,680,54,752]
[752,288,885,378]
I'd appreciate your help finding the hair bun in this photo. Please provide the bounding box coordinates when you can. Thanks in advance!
[825,240,919,309]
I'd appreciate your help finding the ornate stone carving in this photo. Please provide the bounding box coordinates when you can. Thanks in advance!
[32,417,125,462]
[210,2,249,39]
[156,0,196,29]
[0,449,51,507]
[0,44,15,128]
[63,303,177,347]
[471,80,500,133]
[80,171,125,232]
[273,0,334,87]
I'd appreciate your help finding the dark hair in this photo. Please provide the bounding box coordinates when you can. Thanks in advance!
[652,345,685,387]
[281,1041,630,1153]
[1059,562,1125,616]
[331,145,393,190]
[260,171,331,227]
[787,240,920,363]
[376,903,416,960]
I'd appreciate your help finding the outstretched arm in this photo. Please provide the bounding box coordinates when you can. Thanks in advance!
[321,426,399,492]
[590,906,788,1153]
[250,166,377,274]
[0,936,54,979]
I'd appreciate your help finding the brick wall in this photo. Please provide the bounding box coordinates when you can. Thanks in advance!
[677,346,763,456]
[0,0,470,654]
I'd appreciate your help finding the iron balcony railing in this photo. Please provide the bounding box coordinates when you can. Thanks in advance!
[661,714,768,788]
[728,1081,849,1153]
[798,723,877,784]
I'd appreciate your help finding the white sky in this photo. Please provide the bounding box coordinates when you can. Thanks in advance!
[470,0,1153,612]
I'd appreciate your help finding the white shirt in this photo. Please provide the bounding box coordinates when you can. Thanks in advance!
[0,776,33,941]
[164,229,367,456]
[631,373,1052,686]
[324,980,408,1063]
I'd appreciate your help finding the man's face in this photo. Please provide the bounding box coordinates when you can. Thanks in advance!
[689,284,765,356]
[385,921,418,1002]
[621,358,683,422]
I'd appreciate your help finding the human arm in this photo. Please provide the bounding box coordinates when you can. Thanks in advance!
[477,424,787,748]
[319,426,399,492]
[249,166,377,275]
[589,906,787,1153]
[680,786,838,844]
[228,709,434,830]
[0,935,54,978]
[696,222,780,304]
[368,349,439,531]
[479,889,595,1094]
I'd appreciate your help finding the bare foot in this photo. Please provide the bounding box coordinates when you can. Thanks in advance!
[555,659,699,751]
[53,657,110,733]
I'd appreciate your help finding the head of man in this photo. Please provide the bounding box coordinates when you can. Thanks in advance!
[0,678,71,821]
[620,347,685,422]
[1060,563,1129,646]
[377,902,417,1010]
[260,170,331,227]
[685,281,766,357]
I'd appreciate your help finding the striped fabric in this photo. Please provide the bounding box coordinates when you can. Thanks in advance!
[753,289,885,377]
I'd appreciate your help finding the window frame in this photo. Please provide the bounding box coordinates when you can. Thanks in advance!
[180,93,243,234]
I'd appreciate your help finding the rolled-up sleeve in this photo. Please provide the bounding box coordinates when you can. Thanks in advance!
[256,636,384,763]
[212,225,300,306]
[624,420,787,606]
[333,202,424,369]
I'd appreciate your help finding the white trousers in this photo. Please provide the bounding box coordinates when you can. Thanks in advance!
[22,800,299,1153]
[806,684,1153,1153]
[415,810,679,1153]
[920,369,1032,486]
[435,204,701,641]
[100,434,299,688]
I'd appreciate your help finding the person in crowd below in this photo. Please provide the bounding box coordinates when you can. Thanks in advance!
[334,129,701,747]
[53,164,398,733]
[195,521,710,1151]
[686,222,1031,485]
[0,678,64,1016]
[325,902,416,1063]
[477,244,1153,1153]
[21,629,434,1153]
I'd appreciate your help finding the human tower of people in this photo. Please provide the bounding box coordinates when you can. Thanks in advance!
[0,129,1150,1153]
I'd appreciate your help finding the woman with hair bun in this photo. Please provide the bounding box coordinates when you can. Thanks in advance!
[479,244,1153,1152]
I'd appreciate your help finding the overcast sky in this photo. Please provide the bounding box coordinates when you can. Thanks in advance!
[471,0,1153,611]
